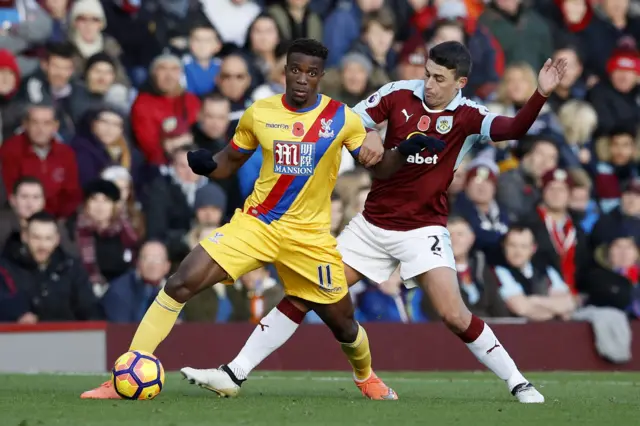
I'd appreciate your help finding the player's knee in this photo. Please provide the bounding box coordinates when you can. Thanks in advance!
[441,308,472,334]
[332,319,359,344]
[163,270,194,304]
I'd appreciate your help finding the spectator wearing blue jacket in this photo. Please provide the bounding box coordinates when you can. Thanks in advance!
[182,23,223,97]
[102,240,172,323]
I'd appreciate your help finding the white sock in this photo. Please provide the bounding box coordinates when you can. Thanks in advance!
[465,323,527,391]
[227,307,300,381]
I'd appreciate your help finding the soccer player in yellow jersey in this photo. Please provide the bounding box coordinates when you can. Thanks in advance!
[81,39,437,401]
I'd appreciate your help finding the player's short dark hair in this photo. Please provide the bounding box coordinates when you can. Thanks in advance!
[12,176,44,195]
[287,38,329,63]
[46,42,75,60]
[428,41,472,78]
[27,211,57,227]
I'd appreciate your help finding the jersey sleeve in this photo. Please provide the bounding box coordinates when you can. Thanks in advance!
[461,101,498,142]
[230,105,259,153]
[342,106,367,158]
[352,82,397,129]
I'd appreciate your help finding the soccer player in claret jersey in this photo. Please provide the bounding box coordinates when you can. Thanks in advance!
[80,39,442,401]
[183,42,567,403]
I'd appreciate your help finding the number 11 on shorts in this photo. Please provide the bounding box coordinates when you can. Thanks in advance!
[317,264,332,289]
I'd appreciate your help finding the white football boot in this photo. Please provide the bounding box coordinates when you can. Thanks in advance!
[181,365,243,398]
[511,382,545,403]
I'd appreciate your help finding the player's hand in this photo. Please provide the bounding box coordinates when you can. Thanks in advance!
[187,149,218,176]
[537,57,568,96]
[397,134,446,157]
[359,131,384,167]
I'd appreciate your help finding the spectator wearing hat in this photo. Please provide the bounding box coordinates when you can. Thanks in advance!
[349,8,397,82]
[160,117,195,164]
[453,163,509,257]
[322,52,375,107]
[0,49,22,142]
[497,136,559,220]
[67,0,130,87]
[587,47,640,137]
[100,166,146,240]
[396,30,428,82]
[0,103,82,219]
[74,179,139,298]
[593,124,639,213]
[591,178,640,248]
[0,211,99,322]
[130,52,200,165]
[581,232,634,313]
[489,224,577,321]
[520,168,590,295]
[183,22,223,97]
[194,183,227,227]
[215,54,254,136]
[84,53,129,111]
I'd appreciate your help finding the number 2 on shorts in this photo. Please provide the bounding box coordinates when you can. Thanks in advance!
[317,264,332,289]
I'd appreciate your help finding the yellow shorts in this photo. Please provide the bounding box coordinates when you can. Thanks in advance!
[199,211,347,304]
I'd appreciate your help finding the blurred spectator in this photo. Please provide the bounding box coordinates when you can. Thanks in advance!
[251,44,287,100]
[593,124,639,213]
[204,0,261,48]
[244,14,282,84]
[268,0,323,42]
[68,0,130,86]
[323,0,385,67]
[557,100,597,169]
[17,42,93,141]
[537,0,593,42]
[83,53,129,111]
[0,103,82,219]
[396,28,428,81]
[101,240,171,323]
[547,44,587,113]
[0,177,45,250]
[100,165,146,240]
[355,269,411,322]
[346,185,370,221]
[145,145,207,260]
[497,136,559,220]
[42,0,72,43]
[0,1,52,76]
[0,49,21,142]
[322,52,375,107]
[453,164,509,256]
[478,0,553,70]
[591,178,640,248]
[350,8,397,81]
[1,211,99,322]
[568,169,599,233]
[227,266,284,323]
[194,183,227,227]
[582,233,634,312]
[448,157,471,207]
[160,118,195,163]
[586,47,640,137]
[130,53,200,165]
[0,256,25,322]
[330,191,346,237]
[216,54,253,133]
[182,22,222,97]
[520,168,590,295]
[491,224,577,321]
[74,179,139,297]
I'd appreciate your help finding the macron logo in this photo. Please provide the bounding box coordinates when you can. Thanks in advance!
[407,154,438,165]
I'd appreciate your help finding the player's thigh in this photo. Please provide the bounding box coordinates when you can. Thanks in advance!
[390,225,456,281]
[276,233,348,305]
[337,213,397,285]
[199,213,278,283]
[416,267,471,330]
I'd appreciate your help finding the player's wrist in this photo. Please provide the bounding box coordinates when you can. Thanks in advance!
[536,87,550,98]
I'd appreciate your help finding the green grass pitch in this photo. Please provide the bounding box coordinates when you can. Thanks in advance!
[2,371,639,426]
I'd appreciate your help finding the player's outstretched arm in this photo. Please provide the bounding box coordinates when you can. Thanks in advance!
[187,145,252,180]
[369,133,447,179]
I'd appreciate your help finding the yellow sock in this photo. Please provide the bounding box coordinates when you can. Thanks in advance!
[129,288,185,353]
[340,324,372,381]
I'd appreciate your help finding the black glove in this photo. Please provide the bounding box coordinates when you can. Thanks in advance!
[397,134,446,157]
[187,149,218,176]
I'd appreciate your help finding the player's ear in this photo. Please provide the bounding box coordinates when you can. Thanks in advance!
[456,76,468,90]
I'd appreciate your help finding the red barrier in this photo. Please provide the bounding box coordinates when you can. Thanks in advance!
[106,321,640,372]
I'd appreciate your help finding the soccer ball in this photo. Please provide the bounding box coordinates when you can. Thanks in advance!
[112,350,165,400]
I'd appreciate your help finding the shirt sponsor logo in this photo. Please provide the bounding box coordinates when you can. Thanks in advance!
[273,141,316,176]
[266,123,290,130]
[407,153,438,165]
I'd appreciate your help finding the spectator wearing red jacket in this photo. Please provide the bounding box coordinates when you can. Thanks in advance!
[0,104,82,219]
[130,54,201,165]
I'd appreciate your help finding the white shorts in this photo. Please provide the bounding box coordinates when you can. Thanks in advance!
[337,213,456,284]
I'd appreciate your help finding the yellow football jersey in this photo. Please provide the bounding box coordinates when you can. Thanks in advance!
[230,94,365,230]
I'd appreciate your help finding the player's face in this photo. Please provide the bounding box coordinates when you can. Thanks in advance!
[285,52,324,107]
[504,230,535,269]
[448,222,475,258]
[608,237,638,269]
[26,221,60,264]
[543,181,570,212]
[466,179,496,205]
[10,183,45,221]
[423,59,466,109]
[609,133,635,166]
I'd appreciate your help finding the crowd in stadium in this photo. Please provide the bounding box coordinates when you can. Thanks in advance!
[0,0,639,325]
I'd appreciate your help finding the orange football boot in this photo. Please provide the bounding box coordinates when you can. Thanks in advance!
[80,380,121,399]
[355,371,398,400]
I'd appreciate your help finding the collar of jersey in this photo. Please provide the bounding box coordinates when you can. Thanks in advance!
[281,94,322,113]
[412,81,462,112]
